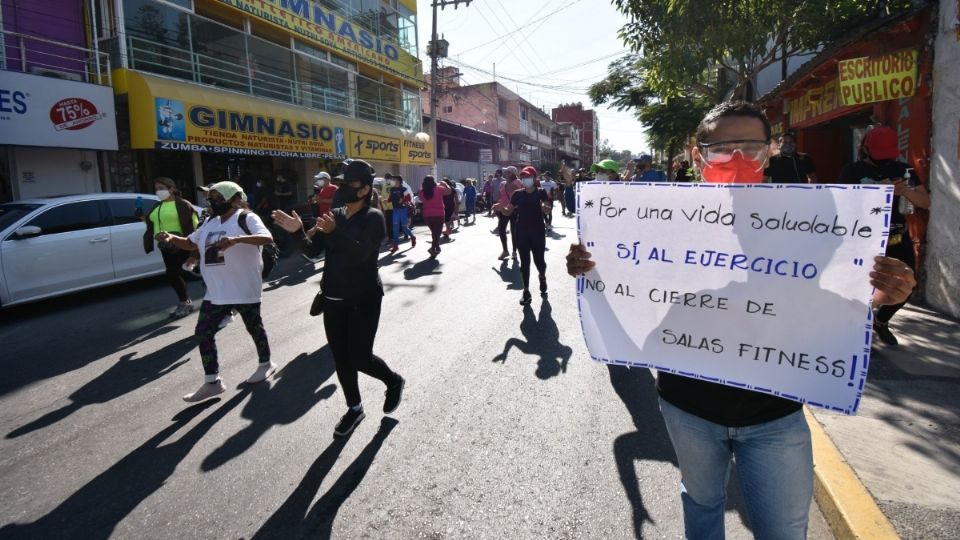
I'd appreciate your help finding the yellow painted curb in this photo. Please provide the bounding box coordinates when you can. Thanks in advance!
[804,408,900,540]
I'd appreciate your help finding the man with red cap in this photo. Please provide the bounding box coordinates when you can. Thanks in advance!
[503,166,550,305]
[840,125,930,346]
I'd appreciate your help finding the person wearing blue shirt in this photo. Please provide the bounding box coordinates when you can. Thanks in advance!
[629,154,667,182]
[462,178,478,224]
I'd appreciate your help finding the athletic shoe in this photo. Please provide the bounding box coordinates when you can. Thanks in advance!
[218,310,235,330]
[182,379,226,402]
[389,244,399,254]
[383,376,405,414]
[411,236,417,248]
[874,320,899,346]
[171,302,194,319]
[334,408,365,437]
[520,291,532,306]
[246,361,277,384]
[498,251,510,260]
[539,274,548,297]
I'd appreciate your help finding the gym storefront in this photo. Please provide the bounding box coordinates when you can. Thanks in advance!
[113,69,433,207]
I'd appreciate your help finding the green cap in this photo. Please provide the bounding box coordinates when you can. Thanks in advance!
[591,159,620,174]
[208,181,246,202]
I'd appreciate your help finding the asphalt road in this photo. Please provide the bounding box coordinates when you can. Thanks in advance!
[0,212,832,539]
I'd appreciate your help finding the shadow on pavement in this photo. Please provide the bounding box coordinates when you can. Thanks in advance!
[492,300,572,379]
[6,336,195,439]
[264,255,322,291]
[607,364,750,537]
[402,258,441,280]
[491,258,522,291]
[0,394,246,540]
[253,417,399,540]
[201,346,339,471]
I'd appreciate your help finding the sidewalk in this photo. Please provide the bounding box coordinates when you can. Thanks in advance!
[809,303,960,539]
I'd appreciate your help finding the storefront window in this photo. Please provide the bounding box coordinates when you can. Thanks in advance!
[356,75,381,124]
[295,54,353,116]
[246,36,294,103]
[398,6,417,56]
[191,17,247,93]
[124,0,193,80]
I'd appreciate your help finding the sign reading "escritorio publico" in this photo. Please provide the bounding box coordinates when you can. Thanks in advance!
[838,49,919,106]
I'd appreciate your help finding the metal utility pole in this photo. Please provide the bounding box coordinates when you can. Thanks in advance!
[428,0,472,176]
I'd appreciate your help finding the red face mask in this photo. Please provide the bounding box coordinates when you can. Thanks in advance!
[702,153,765,184]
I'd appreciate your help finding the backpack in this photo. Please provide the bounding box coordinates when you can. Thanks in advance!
[237,211,279,279]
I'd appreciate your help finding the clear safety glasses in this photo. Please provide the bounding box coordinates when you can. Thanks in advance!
[698,140,770,169]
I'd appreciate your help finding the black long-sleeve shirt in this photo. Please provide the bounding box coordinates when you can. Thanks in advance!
[321,206,385,301]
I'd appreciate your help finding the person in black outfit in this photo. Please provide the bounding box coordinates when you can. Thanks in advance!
[506,166,549,306]
[839,126,930,346]
[273,159,404,437]
[674,160,691,182]
[764,131,818,184]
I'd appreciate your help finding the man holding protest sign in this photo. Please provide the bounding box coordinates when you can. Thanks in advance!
[566,101,916,539]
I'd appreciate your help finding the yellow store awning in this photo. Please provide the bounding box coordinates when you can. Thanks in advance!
[117,69,433,165]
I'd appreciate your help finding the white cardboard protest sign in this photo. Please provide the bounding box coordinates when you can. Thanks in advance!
[576,182,894,414]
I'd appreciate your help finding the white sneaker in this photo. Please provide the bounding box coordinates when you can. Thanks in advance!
[218,310,236,330]
[246,362,277,384]
[182,379,226,402]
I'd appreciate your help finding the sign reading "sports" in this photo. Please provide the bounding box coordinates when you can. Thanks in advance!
[838,49,919,106]
[349,130,402,162]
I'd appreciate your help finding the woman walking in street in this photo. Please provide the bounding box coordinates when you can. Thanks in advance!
[273,159,405,437]
[504,166,549,305]
[154,181,276,402]
[442,177,459,237]
[418,175,451,257]
[143,177,199,319]
[462,178,477,225]
[493,166,522,260]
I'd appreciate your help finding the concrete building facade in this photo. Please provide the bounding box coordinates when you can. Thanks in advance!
[423,70,556,168]
[551,103,598,167]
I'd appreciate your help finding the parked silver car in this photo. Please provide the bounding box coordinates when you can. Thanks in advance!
[0,193,168,307]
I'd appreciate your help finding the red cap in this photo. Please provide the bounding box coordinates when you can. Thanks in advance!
[863,126,899,160]
[520,166,538,178]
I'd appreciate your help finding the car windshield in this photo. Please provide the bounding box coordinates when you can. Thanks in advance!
[0,203,42,231]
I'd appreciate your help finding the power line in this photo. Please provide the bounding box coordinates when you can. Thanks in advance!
[455,0,585,55]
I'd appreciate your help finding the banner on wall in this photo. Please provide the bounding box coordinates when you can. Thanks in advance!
[838,49,919,106]
[0,71,118,150]
[576,182,893,414]
[213,0,422,86]
[349,130,402,162]
[787,78,842,126]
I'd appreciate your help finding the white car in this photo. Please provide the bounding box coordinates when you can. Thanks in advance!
[0,193,170,308]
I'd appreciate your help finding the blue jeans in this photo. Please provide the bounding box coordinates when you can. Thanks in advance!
[659,398,812,540]
[391,207,413,243]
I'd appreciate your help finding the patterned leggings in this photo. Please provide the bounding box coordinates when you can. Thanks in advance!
[194,301,270,375]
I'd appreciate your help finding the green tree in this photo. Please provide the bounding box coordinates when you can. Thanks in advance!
[611,0,914,101]
[590,57,711,176]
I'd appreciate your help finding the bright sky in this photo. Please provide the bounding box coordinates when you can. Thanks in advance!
[415,0,649,155]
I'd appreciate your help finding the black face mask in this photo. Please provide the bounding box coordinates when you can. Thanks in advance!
[209,200,232,216]
[337,184,366,204]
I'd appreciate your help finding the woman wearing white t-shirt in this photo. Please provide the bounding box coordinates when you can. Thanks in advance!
[156,181,276,402]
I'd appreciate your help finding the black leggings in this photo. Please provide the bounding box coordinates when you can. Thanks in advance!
[516,231,546,292]
[323,295,400,408]
[876,234,916,323]
[425,216,444,249]
[160,248,190,302]
[497,212,517,253]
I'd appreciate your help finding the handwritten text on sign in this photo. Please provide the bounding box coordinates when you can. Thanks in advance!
[576,183,893,414]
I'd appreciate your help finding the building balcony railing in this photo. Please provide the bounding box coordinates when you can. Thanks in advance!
[1,30,111,85]
[124,32,421,132]
[508,150,531,163]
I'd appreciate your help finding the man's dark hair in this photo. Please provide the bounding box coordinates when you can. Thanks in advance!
[695,101,772,143]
